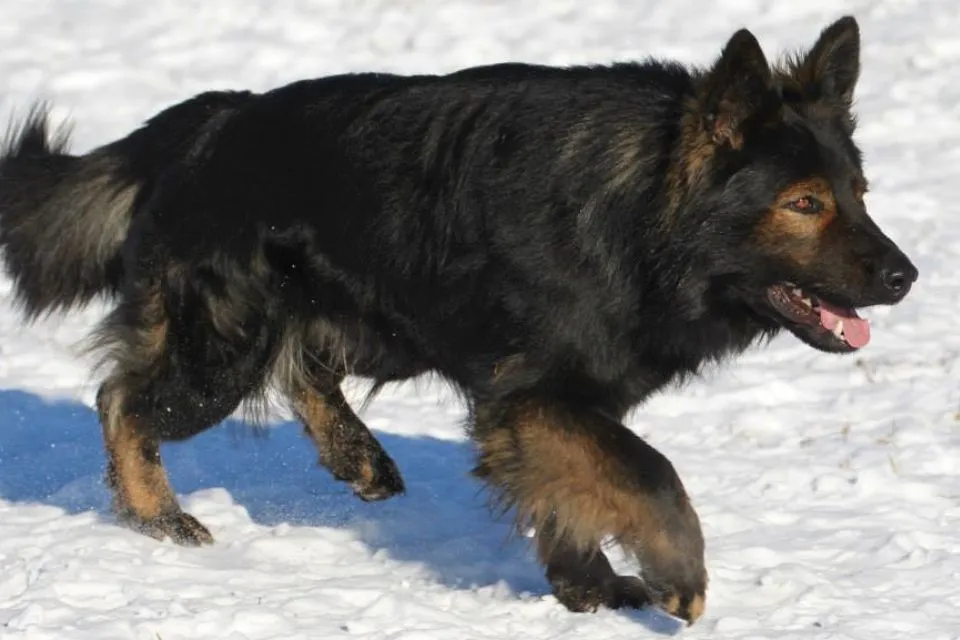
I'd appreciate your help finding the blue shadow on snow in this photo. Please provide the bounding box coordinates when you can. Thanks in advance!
[0,388,682,634]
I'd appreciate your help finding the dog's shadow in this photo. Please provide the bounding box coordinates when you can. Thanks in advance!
[0,388,683,635]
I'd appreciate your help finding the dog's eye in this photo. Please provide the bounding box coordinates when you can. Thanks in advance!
[785,196,823,214]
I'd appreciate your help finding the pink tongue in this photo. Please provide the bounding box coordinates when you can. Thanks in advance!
[818,301,870,348]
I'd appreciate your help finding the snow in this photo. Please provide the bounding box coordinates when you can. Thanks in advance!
[0,0,958,638]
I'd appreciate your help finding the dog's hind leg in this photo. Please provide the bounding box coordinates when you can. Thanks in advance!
[97,380,214,545]
[471,395,707,624]
[92,274,279,546]
[283,363,405,502]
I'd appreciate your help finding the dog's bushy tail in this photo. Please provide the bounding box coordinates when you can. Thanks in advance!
[0,91,254,321]
[0,105,137,319]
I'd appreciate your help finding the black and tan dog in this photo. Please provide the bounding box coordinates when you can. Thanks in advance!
[0,16,916,624]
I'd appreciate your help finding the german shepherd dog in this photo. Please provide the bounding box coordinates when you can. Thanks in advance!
[0,16,916,624]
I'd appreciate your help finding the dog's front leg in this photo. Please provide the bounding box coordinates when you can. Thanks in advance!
[471,396,707,624]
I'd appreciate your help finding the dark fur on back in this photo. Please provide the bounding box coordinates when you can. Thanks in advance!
[0,17,917,625]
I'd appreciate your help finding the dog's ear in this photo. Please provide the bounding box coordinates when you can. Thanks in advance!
[699,28,774,150]
[793,16,861,106]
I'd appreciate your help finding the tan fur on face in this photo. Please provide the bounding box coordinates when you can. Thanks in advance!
[756,176,837,266]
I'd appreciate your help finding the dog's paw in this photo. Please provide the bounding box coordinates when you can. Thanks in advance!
[628,484,708,624]
[653,584,706,626]
[552,573,653,613]
[350,449,406,502]
[119,509,215,546]
[552,571,705,625]
[636,560,707,625]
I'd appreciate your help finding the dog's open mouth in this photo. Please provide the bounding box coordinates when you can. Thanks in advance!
[766,283,871,350]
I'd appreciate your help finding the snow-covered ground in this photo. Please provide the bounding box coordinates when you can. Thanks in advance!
[1,0,958,638]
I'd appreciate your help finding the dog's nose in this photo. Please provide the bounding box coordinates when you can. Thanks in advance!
[879,254,918,300]
[881,268,909,293]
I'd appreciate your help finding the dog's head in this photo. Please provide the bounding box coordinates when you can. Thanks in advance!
[687,16,917,353]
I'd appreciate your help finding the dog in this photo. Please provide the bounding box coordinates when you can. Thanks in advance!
[0,15,916,624]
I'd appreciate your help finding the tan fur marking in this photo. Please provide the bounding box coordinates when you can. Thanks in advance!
[290,383,404,500]
[141,283,169,357]
[357,457,377,488]
[295,387,339,455]
[756,176,838,266]
[681,118,717,188]
[100,395,175,519]
[662,594,681,617]
[474,399,707,621]
[665,106,720,217]
[710,110,745,150]
[656,579,706,623]
[476,404,677,558]
[687,593,706,624]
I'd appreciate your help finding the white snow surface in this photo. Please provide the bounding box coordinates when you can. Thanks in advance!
[1,0,959,638]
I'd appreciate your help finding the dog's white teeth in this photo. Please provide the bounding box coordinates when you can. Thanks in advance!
[832,320,845,338]
[801,297,813,307]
